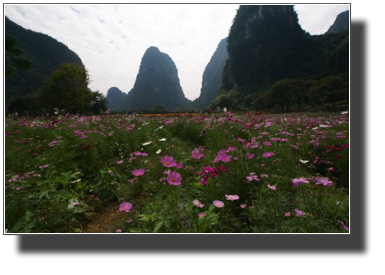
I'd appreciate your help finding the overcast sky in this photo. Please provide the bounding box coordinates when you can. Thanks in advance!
[4,4,349,101]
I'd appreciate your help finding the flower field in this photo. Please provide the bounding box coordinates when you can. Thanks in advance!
[4,111,349,233]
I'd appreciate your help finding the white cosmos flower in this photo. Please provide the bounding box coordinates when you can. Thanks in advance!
[341,111,348,115]
[159,126,164,129]
[159,138,166,141]
[142,141,152,146]
[156,149,162,154]
[299,159,309,164]
[319,124,328,127]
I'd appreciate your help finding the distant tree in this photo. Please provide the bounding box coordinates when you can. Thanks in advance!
[38,63,92,115]
[5,35,33,75]
[87,91,108,115]
[310,75,348,109]
[154,104,166,113]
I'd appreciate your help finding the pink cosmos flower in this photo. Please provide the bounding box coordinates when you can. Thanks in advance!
[329,167,335,173]
[213,200,225,208]
[228,147,237,151]
[219,154,231,162]
[133,169,145,176]
[198,212,206,218]
[16,186,23,191]
[163,169,171,175]
[315,177,333,186]
[193,199,204,208]
[192,149,204,159]
[292,177,309,187]
[296,198,299,202]
[176,163,183,169]
[246,173,260,182]
[285,212,291,217]
[337,220,349,231]
[263,152,274,158]
[246,152,255,159]
[263,141,272,146]
[117,160,124,164]
[240,204,246,208]
[119,202,132,212]
[108,170,113,176]
[116,229,122,233]
[267,184,276,190]
[225,195,239,201]
[167,171,182,186]
[126,219,132,223]
[161,156,177,167]
[295,209,306,217]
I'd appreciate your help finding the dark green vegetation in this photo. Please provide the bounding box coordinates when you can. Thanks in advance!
[7,63,107,116]
[210,6,349,113]
[5,17,84,106]
[192,38,228,108]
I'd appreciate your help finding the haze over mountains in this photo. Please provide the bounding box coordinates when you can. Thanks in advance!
[5,7,349,112]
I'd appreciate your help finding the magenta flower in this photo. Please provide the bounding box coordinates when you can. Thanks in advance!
[263,141,272,146]
[228,147,237,151]
[292,177,309,187]
[119,202,132,212]
[117,160,124,164]
[246,152,255,159]
[246,172,260,182]
[295,209,306,218]
[329,167,335,173]
[16,186,23,191]
[213,200,225,208]
[108,170,113,176]
[193,199,204,208]
[126,219,132,223]
[267,184,276,190]
[263,152,274,158]
[192,149,204,159]
[296,198,299,202]
[116,229,122,233]
[337,220,349,231]
[240,204,246,208]
[167,171,182,186]
[161,156,177,167]
[315,177,333,186]
[198,212,206,218]
[176,163,183,169]
[219,154,231,162]
[225,195,239,201]
[132,169,145,176]
[285,212,291,217]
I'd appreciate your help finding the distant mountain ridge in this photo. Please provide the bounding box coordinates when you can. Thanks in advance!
[123,46,191,111]
[5,16,85,104]
[106,87,127,111]
[193,38,228,108]
[325,10,349,34]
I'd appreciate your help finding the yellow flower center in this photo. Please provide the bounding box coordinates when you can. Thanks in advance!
[172,178,175,182]
[217,203,221,206]
[230,197,233,200]
[224,158,227,160]
[195,155,198,157]
[138,173,141,175]
[124,206,127,209]
[166,162,169,165]
[197,203,200,205]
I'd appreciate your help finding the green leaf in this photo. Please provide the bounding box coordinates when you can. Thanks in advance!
[164,220,170,228]
[154,221,163,233]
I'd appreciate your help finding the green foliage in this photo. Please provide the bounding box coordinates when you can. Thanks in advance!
[5,35,33,76]
[310,74,349,109]
[5,16,84,106]
[39,63,93,115]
